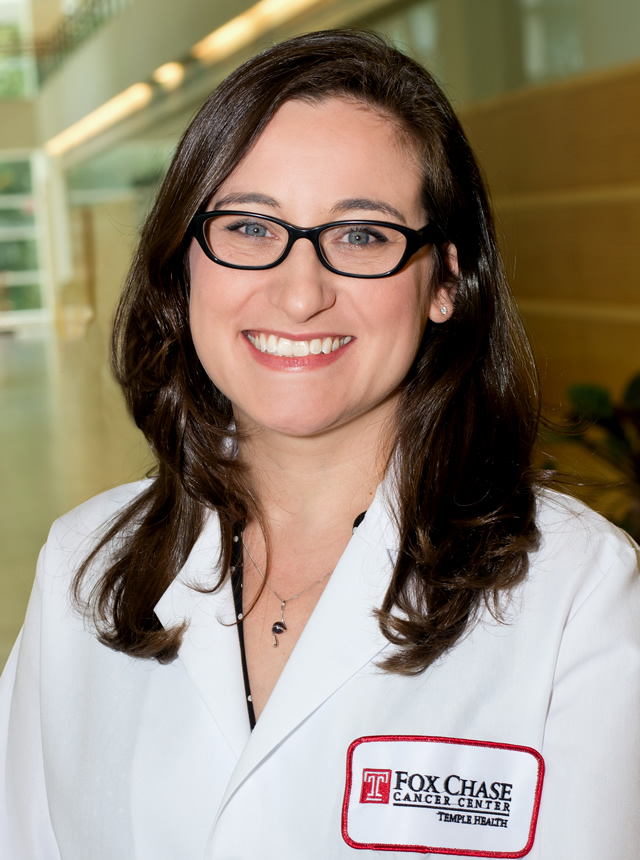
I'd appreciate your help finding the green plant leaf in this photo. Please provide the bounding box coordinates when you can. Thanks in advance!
[604,434,633,465]
[568,384,614,420]
[623,373,640,409]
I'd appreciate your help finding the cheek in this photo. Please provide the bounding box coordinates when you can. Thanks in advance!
[384,277,431,374]
[382,269,430,341]
[188,255,236,338]
[188,281,214,361]
[189,242,221,296]
[188,250,211,327]
[188,267,229,384]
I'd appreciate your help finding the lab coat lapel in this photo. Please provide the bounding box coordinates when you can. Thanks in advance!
[154,513,251,759]
[216,489,397,817]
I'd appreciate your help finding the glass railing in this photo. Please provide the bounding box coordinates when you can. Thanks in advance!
[0,157,44,318]
[0,21,34,99]
[36,0,133,83]
[0,0,133,98]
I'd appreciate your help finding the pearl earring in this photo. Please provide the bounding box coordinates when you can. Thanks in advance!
[440,306,448,316]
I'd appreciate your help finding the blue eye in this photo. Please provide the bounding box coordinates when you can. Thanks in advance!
[243,223,268,237]
[347,231,371,245]
[333,226,388,246]
[222,218,276,238]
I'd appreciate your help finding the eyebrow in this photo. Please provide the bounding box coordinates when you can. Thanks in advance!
[213,192,279,210]
[330,198,407,224]
[212,192,407,224]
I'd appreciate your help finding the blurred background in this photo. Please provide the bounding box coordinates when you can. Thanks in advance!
[1,0,639,669]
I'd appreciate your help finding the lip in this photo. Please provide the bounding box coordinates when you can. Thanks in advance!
[242,330,354,371]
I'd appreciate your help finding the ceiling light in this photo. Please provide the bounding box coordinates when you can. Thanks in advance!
[45,83,153,156]
[152,62,185,90]
[192,0,319,64]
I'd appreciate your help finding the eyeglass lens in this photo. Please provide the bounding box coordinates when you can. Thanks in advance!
[204,213,409,275]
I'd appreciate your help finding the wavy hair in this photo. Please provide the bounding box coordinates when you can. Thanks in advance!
[74,29,541,672]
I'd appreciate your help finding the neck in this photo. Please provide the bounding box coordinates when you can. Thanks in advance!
[237,410,395,538]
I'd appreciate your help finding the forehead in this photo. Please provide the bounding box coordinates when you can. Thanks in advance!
[212,97,424,222]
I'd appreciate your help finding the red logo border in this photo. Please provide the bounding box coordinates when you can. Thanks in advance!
[342,735,545,858]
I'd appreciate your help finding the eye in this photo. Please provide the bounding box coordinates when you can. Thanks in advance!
[347,230,371,245]
[241,223,268,238]
[336,226,388,246]
[224,217,277,239]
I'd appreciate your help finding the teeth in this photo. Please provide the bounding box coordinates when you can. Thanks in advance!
[247,333,352,357]
[276,338,293,356]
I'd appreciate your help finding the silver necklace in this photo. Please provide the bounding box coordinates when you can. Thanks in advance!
[242,538,333,647]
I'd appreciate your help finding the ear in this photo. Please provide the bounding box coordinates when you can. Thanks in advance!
[428,244,458,324]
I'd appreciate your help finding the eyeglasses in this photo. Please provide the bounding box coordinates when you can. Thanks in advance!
[189,210,440,279]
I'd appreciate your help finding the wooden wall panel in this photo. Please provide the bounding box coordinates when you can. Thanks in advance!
[523,314,640,404]
[461,63,640,406]
[462,61,640,195]
[496,195,640,303]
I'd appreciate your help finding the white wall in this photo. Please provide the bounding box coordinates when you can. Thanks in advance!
[580,0,640,72]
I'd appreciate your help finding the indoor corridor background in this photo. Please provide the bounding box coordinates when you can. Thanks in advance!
[1,0,640,669]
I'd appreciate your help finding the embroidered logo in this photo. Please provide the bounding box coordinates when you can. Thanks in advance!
[376,770,513,827]
[343,736,544,858]
[360,769,392,804]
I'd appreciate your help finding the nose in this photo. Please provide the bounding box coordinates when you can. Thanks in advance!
[266,236,336,322]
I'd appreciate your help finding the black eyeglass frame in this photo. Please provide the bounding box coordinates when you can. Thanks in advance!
[189,210,441,279]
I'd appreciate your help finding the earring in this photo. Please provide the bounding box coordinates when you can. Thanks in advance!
[440,306,448,316]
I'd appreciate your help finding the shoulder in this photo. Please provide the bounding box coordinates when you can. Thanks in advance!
[50,478,152,542]
[534,488,637,561]
[42,479,153,584]
[529,488,639,618]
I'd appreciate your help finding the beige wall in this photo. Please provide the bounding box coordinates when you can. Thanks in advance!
[0,100,36,149]
[30,0,65,38]
[58,194,137,339]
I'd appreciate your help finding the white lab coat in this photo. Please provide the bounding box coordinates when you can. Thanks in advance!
[0,480,639,859]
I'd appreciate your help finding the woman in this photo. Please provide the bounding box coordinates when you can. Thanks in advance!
[1,29,638,859]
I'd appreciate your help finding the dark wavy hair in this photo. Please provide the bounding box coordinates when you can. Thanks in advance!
[73,29,542,673]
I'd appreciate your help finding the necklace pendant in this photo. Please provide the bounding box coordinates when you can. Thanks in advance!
[271,620,287,647]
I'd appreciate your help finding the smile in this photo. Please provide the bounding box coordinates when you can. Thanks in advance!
[245,332,353,357]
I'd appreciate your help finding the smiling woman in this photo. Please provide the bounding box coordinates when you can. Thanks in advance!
[1,28,639,860]
[188,98,438,443]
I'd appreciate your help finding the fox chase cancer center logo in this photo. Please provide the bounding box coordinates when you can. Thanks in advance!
[360,767,513,828]
[343,736,544,858]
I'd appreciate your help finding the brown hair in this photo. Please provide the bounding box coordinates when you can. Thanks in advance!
[74,29,541,672]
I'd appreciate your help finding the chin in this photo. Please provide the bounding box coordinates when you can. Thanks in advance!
[251,418,341,438]
[235,402,354,439]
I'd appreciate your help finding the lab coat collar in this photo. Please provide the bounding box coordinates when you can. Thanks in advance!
[154,513,252,759]
[155,481,399,821]
[216,483,398,821]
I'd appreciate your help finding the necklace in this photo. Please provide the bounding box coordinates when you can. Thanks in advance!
[242,538,333,647]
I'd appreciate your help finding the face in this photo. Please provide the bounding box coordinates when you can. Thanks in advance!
[189,97,448,441]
